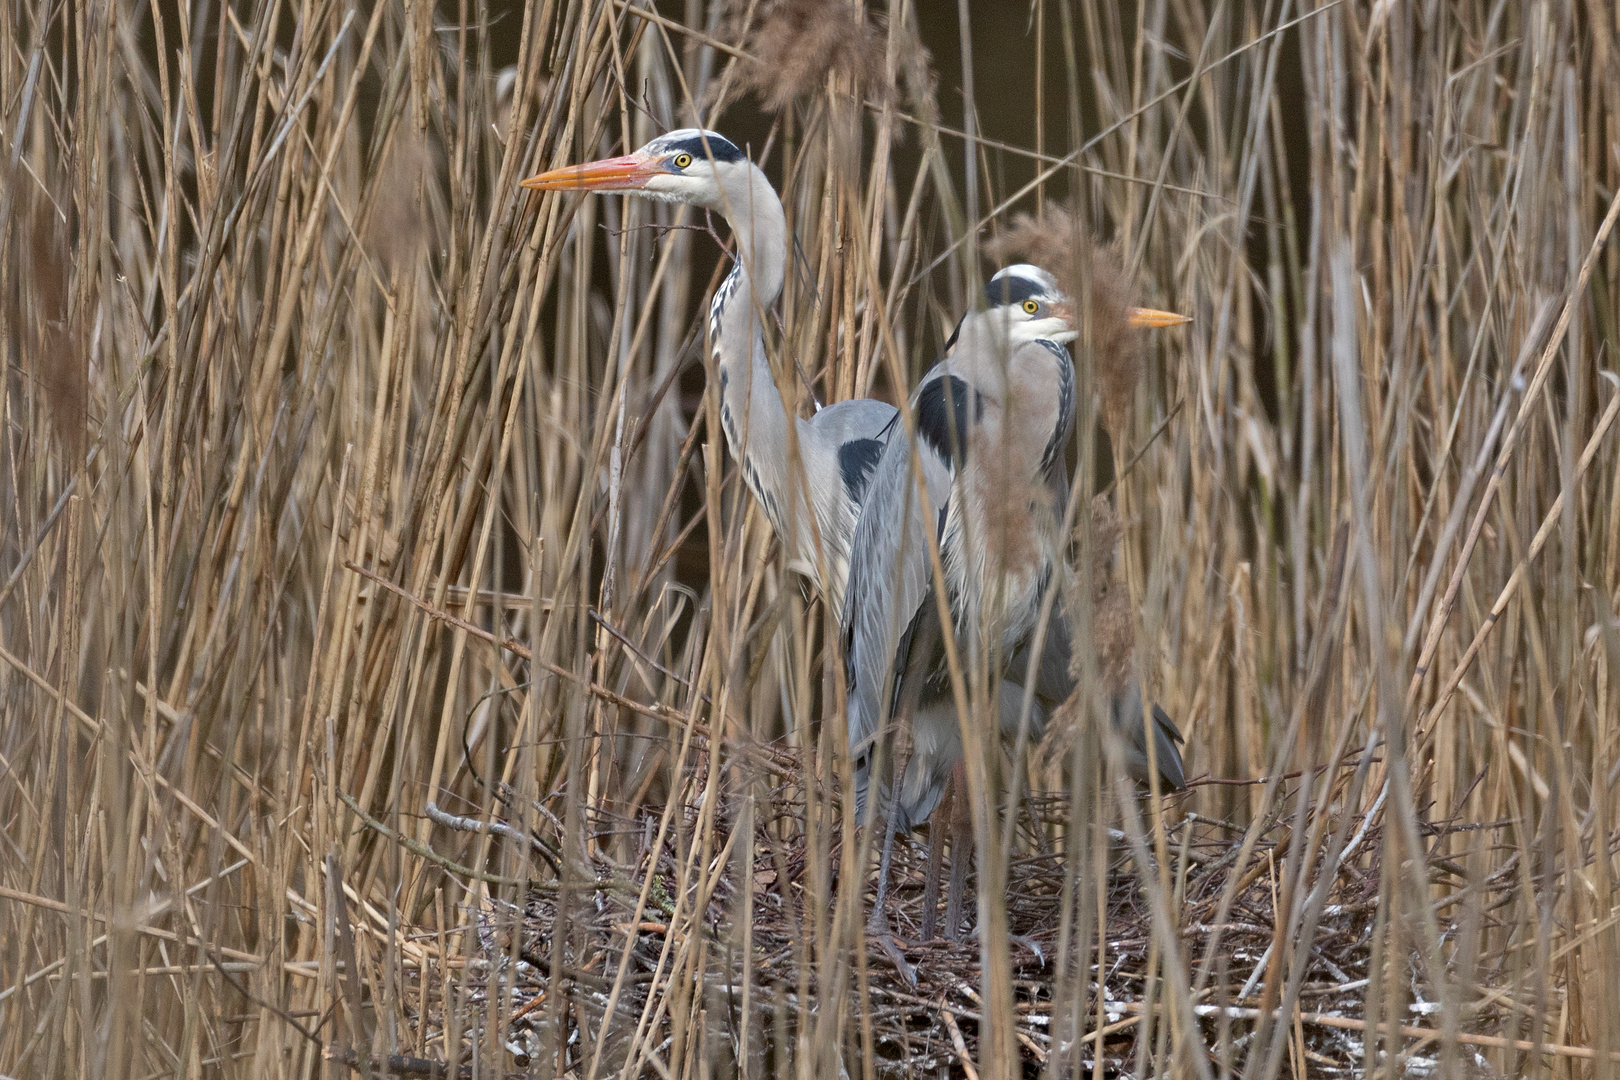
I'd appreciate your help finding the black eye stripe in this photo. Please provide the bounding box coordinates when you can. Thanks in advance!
[984,274,1045,306]
[661,134,745,163]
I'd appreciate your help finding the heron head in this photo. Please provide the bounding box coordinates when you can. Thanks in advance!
[519,128,748,210]
[983,264,1190,347]
[985,264,1078,346]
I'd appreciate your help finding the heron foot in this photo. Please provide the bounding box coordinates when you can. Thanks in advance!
[1010,932,1046,966]
[866,907,917,986]
[960,925,1046,966]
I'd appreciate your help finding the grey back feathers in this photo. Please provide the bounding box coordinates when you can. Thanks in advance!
[539,133,1188,810]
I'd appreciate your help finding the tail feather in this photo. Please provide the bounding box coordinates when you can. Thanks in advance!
[1111,682,1187,792]
[1148,703,1187,790]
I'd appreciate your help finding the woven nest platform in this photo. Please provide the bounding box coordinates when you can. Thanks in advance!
[392,761,1524,1079]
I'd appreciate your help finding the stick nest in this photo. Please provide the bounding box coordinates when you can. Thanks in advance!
[386,756,1522,1077]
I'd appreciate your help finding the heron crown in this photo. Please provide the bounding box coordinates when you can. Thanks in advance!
[640,128,746,164]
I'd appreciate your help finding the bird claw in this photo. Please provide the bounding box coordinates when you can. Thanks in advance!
[866,910,917,986]
[1009,933,1046,966]
[961,926,1046,966]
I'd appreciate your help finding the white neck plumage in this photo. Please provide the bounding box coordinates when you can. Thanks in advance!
[706,162,795,540]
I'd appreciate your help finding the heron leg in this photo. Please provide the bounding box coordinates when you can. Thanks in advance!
[919,774,954,941]
[867,617,942,982]
[943,760,971,941]
[866,785,915,985]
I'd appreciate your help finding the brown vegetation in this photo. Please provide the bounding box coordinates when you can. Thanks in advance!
[2,2,1619,1078]
[729,0,888,111]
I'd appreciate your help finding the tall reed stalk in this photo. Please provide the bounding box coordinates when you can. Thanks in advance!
[2,1,1618,1077]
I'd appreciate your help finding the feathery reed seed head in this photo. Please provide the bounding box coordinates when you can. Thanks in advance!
[729,0,887,111]
[365,133,433,273]
[1041,496,1134,759]
[1081,494,1134,693]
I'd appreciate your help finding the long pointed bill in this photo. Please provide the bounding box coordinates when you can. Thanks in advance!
[1128,306,1193,329]
[519,154,659,192]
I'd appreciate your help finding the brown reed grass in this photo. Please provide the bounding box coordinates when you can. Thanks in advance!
[2,2,1619,1078]
[728,0,887,111]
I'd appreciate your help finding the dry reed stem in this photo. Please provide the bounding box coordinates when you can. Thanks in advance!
[2,1,1618,1077]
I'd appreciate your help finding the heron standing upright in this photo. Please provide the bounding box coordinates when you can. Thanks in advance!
[519,135,1091,757]
[843,264,1190,962]
[520,129,894,620]
[520,133,1190,961]
[520,133,1091,626]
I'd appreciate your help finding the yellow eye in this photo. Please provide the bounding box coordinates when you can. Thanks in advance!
[1022,300,1040,315]
[673,153,693,169]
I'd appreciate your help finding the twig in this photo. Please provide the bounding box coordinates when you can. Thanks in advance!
[345,560,694,696]
[941,1008,982,1080]
[345,561,808,780]
[600,221,715,242]
[323,1045,475,1078]
[338,792,527,888]
[0,473,75,610]
[1117,1001,1620,1063]
[424,801,561,874]
[1419,380,1620,730]
[1189,754,1380,787]
[211,954,321,1045]
[0,884,262,963]
[1101,400,1184,499]
[1408,182,1620,711]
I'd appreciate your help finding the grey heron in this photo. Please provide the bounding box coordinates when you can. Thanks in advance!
[520,129,894,620]
[518,135,1085,758]
[519,133,1091,626]
[843,265,1189,960]
[520,134,1190,960]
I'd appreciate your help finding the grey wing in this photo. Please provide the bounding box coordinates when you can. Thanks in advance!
[809,398,898,508]
[1007,594,1078,708]
[810,397,899,447]
[1147,703,1187,790]
[1005,453,1077,703]
[1011,600,1187,792]
[842,415,952,824]
[775,399,897,613]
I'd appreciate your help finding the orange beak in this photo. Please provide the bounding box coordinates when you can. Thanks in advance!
[519,153,661,192]
[1127,306,1193,329]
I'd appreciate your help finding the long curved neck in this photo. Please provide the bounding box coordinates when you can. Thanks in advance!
[714,162,787,314]
[708,162,794,534]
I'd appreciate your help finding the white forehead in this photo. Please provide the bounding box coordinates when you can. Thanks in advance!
[990,264,1058,291]
[643,128,705,152]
